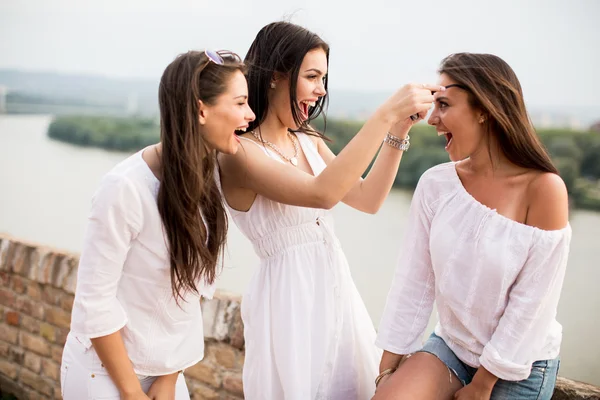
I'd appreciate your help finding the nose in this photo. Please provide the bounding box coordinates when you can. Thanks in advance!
[427,106,439,126]
[246,105,256,122]
[315,81,326,97]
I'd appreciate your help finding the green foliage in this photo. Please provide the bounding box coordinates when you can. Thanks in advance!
[47,114,600,210]
[315,118,600,211]
[48,115,159,152]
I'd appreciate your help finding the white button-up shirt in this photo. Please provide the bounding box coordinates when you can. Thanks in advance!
[70,149,215,375]
[376,162,571,381]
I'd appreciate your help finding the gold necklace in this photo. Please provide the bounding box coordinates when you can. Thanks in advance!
[251,131,299,166]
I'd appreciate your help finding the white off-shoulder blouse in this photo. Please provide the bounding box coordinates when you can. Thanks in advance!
[376,162,571,381]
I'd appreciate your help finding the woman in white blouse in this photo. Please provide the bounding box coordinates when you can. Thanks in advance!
[373,53,571,400]
[60,50,255,400]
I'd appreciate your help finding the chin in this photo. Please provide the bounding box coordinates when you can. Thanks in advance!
[217,144,238,155]
[229,143,240,155]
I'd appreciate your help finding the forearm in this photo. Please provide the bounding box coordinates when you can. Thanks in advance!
[91,331,143,396]
[313,109,395,207]
[379,350,406,373]
[472,366,499,390]
[346,142,405,213]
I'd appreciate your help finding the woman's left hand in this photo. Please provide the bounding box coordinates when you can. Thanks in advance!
[453,381,493,400]
[147,372,179,400]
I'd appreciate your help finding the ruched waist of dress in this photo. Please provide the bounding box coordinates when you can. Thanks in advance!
[250,217,340,259]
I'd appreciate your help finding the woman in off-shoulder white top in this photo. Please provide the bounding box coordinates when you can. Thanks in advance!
[373,53,571,400]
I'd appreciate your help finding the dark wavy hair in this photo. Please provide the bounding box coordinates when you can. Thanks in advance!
[157,50,244,302]
[244,21,329,138]
[439,53,557,174]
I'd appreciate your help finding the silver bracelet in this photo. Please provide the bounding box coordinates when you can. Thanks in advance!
[384,133,410,151]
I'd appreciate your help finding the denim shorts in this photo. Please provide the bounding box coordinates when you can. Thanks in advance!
[418,333,560,400]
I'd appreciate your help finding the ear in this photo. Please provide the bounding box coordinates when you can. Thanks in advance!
[272,71,285,82]
[270,71,288,88]
[477,111,487,124]
[198,99,209,125]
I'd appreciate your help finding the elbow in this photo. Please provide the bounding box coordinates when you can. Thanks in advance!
[319,198,337,210]
[365,203,382,214]
[361,200,385,214]
[313,192,338,210]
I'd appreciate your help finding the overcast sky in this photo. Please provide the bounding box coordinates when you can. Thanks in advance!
[1,0,599,108]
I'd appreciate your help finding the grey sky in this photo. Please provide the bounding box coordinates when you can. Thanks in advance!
[1,0,599,108]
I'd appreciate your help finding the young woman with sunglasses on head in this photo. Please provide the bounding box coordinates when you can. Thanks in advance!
[60,50,255,400]
[217,21,444,399]
[373,53,571,400]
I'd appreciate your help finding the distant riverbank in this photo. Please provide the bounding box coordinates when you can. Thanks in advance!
[47,115,600,211]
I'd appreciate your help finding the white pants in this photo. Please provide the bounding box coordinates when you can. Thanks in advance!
[61,334,190,399]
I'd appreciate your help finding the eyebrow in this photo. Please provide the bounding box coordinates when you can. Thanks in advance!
[444,83,468,91]
[436,96,450,102]
[234,95,248,100]
[304,68,325,75]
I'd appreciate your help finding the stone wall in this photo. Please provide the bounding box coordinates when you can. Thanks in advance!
[0,234,598,399]
[0,234,243,399]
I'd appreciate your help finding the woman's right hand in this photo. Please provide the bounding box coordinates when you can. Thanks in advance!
[379,83,444,125]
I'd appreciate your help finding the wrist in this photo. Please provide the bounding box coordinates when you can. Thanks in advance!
[389,123,410,139]
[384,133,410,151]
[374,106,399,128]
[472,367,498,390]
[375,367,396,387]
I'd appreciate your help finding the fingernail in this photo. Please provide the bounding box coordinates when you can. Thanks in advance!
[440,86,446,91]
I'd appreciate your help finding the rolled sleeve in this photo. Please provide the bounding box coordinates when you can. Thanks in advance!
[70,174,143,339]
[480,227,571,381]
[376,177,436,355]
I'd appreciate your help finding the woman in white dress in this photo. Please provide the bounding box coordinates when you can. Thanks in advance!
[217,22,444,399]
[373,53,571,400]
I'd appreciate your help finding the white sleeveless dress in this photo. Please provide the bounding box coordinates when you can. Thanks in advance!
[218,133,380,399]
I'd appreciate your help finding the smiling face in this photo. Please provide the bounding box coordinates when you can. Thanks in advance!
[199,70,255,154]
[428,74,487,162]
[270,48,328,129]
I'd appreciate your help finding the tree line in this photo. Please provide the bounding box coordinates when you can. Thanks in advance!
[48,115,600,210]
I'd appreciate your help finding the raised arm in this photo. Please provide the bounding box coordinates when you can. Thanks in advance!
[219,84,442,208]
[317,111,425,213]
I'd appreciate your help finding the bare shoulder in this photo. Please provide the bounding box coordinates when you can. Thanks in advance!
[526,172,569,231]
[217,136,264,181]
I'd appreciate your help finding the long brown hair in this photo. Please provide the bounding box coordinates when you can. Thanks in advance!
[157,50,243,302]
[439,53,558,174]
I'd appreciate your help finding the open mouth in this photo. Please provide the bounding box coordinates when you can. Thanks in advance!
[234,126,248,134]
[299,100,316,120]
[438,131,453,150]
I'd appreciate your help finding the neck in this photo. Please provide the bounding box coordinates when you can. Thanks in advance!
[466,133,513,177]
[256,109,293,145]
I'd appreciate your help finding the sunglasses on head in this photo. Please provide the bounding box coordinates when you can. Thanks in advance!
[409,83,469,121]
[204,49,224,65]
